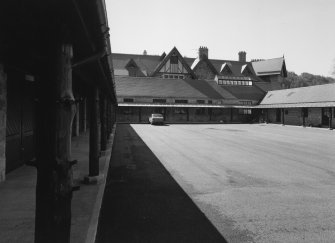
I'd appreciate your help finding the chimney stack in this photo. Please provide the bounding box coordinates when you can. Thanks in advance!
[198,46,208,60]
[238,51,246,62]
[143,50,147,55]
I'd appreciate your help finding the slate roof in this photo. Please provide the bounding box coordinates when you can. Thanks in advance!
[252,57,285,76]
[112,53,283,81]
[112,53,161,76]
[258,83,335,108]
[115,76,238,101]
[221,85,265,101]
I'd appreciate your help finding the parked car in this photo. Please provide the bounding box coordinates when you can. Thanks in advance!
[149,113,164,125]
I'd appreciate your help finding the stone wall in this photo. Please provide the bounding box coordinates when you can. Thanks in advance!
[0,63,7,182]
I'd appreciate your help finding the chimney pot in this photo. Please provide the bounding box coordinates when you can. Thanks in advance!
[198,46,209,60]
[238,51,246,62]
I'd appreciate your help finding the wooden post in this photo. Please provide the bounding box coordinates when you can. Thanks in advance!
[74,101,80,136]
[139,107,142,123]
[34,44,76,243]
[230,108,233,123]
[329,108,333,130]
[106,100,111,137]
[100,94,107,151]
[186,108,189,122]
[89,88,99,176]
[83,98,87,132]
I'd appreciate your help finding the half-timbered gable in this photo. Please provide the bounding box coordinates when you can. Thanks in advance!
[151,47,196,79]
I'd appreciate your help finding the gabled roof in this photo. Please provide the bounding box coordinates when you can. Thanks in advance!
[258,83,335,108]
[124,58,146,76]
[191,57,218,76]
[252,57,287,77]
[241,64,253,76]
[115,76,237,101]
[152,47,196,78]
[220,63,233,75]
[112,53,161,76]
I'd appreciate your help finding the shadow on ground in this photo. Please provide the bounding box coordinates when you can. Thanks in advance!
[96,124,227,243]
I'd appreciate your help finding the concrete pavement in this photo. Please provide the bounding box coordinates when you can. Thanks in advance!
[131,124,335,243]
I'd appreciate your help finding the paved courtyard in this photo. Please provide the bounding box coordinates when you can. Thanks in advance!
[131,124,335,243]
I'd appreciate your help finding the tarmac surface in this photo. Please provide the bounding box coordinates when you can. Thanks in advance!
[124,123,335,243]
[96,124,226,243]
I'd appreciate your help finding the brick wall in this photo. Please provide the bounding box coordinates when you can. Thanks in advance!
[0,63,7,182]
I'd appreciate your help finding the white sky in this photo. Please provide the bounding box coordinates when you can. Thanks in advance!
[105,0,335,77]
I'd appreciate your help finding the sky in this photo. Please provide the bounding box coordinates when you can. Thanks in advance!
[105,0,335,77]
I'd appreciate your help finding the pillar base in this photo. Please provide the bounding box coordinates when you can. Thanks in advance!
[83,174,104,185]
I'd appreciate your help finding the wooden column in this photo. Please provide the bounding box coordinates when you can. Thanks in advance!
[74,101,80,136]
[100,94,107,151]
[138,107,142,123]
[35,44,76,243]
[329,108,333,130]
[230,108,233,123]
[83,98,87,132]
[106,100,111,137]
[186,108,189,122]
[89,88,99,176]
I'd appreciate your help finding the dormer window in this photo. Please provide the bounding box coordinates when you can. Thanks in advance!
[241,64,253,76]
[220,63,233,75]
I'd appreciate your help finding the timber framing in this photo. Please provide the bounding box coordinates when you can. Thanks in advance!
[1,0,117,242]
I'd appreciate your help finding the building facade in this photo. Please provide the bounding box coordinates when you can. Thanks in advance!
[113,46,287,123]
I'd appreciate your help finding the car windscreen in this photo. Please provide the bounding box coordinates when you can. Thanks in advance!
[152,114,163,118]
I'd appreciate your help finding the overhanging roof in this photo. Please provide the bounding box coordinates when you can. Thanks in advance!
[259,83,335,107]
[118,103,255,108]
[257,102,335,109]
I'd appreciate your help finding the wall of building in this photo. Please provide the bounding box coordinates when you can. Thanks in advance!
[194,61,216,80]
[0,64,7,182]
[306,108,321,127]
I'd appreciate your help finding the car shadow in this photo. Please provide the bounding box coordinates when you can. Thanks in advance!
[96,124,227,243]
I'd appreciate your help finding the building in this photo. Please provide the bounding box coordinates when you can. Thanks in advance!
[112,46,287,123]
[258,83,335,129]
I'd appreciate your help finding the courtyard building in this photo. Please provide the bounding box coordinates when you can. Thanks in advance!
[113,46,287,123]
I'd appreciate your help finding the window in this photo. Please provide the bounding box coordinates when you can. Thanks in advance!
[123,98,134,102]
[179,75,184,79]
[175,99,188,104]
[170,55,178,64]
[239,109,252,115]
[174,108,187,114]
[240,101,252,105]
[218,80,223,85]
[248,81,253,86]
[153,99,166,103]
[195,108,206,115]
[123,107,133,115]
[208,100,213,104]
[285,110,288,115]
[197,100,205,104]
